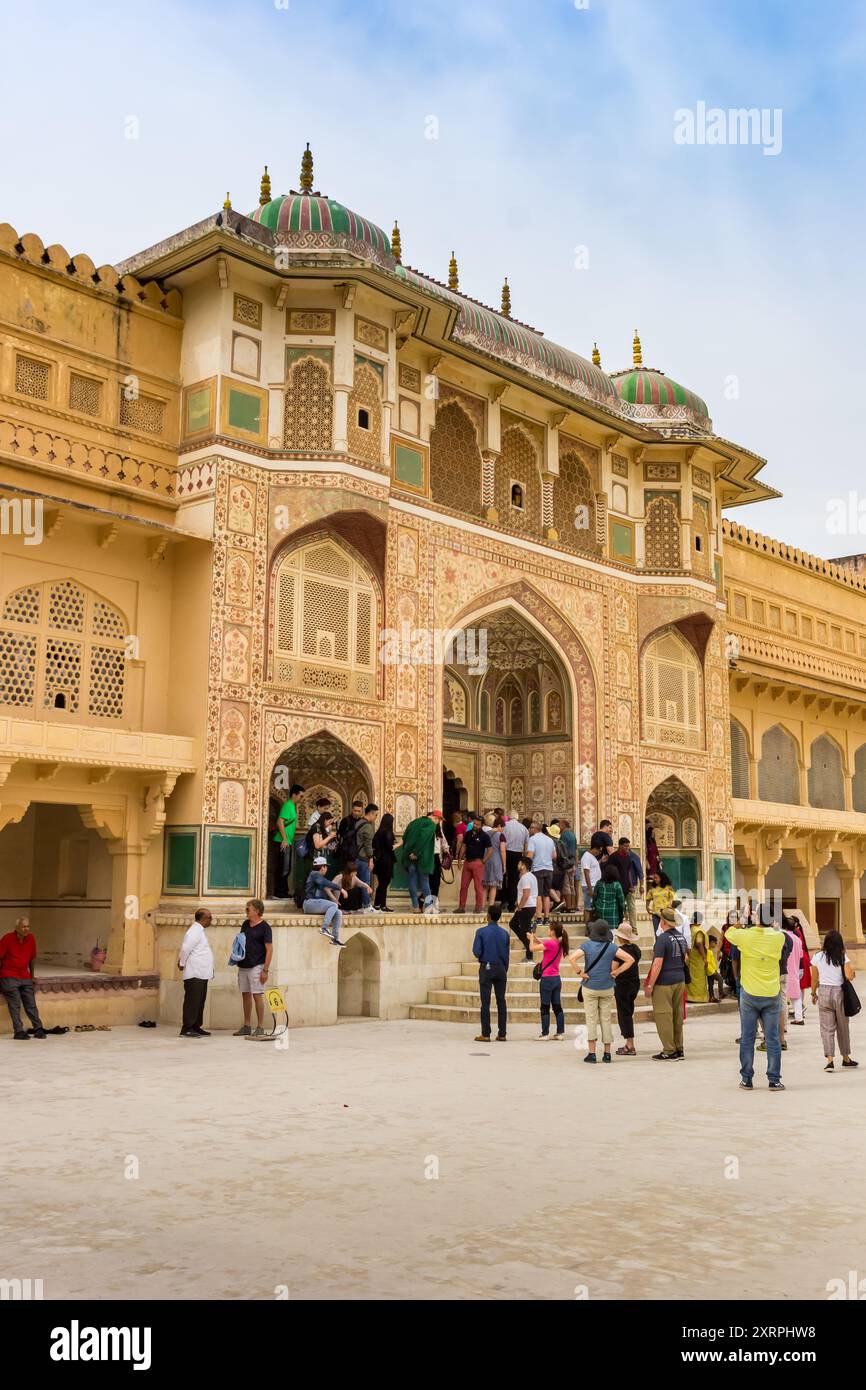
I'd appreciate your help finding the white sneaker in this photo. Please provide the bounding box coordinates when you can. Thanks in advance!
[319,925,332,937]
[535,1032,550,1040]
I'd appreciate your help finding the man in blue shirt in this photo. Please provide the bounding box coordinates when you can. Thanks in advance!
[472,904,510,1042]
[608,837,644,930]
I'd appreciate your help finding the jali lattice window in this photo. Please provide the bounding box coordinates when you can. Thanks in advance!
[645,494,682,570]
[758,725,800,806]
[642,627,702,750]
[730,718,750,798]
[429,401,483,516]
[808,734,844,811]
[271,538,379,701]
[0,580,127,719]
[284,355,333,451]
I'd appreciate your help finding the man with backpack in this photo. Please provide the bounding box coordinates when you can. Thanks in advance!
[643,906,689,1060]
[233,899,273,1038]
[355,804,378,888]
[337,800,365,869]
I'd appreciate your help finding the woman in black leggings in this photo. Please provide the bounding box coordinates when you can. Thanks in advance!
[612,922,642,1055]
[372,813,396,911]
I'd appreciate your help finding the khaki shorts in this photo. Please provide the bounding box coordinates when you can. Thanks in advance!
[237,964,265,994]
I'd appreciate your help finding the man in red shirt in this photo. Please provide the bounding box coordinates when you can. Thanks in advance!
[0,917,46,1039]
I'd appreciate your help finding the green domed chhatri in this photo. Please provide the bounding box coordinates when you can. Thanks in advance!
[611,331,710,424]
[249,146,391,256]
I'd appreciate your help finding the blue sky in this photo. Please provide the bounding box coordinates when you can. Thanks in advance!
[3,0,864,556]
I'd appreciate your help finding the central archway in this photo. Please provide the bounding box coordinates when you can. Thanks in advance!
[443,604,575,827]
[439,583,599,838]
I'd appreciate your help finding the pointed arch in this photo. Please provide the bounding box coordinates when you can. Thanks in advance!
[0,577,128,720]
[348,359,382,464]
[441,581,599,838]
[808,732,845,811]
[269,533,380,701]
[730,717,751,799]
[556,449,599,556]
[758,724,801,805]
[429,399,483,515]
[641,624,703,750]
[496,424,542,534]
[283,353,333,451]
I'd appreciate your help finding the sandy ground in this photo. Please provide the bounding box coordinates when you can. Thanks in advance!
[3,1007,863,1302]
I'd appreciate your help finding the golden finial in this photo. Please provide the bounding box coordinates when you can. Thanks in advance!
[391,220,402,264]
[632,329,642,367]
[501,277,511,317]
[592,342,601,367]
[448,251,459,290]
[223,192,232,210]
[259,165,271,206]
[300,142,314,193]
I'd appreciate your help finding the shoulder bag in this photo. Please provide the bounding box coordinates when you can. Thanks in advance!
[533,941,562,982]
[577,940,614,1001]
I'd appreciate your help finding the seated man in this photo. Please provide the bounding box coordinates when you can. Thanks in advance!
[303,855,347,946]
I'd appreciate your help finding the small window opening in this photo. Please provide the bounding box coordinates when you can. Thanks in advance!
[54,691,67,709]
[358,408,370,430]
[510,482,524,510]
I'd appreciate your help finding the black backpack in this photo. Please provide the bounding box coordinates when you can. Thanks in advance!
[338,815,361,864]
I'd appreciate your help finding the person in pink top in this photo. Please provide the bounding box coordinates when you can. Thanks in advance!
[782,917,803,1029]
[528,923,569,1039]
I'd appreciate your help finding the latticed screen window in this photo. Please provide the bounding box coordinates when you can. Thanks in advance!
[853,745,866,814]
[271,539,378,700]
[758,725,800,805]
[808,735,844,811]
[15,355,50,399]
[0,580,127,719]
[119,391,165,435]
[642,628,702,750]
[730,719,750,798]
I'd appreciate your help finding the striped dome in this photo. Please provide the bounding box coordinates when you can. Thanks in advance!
[249,193,391,256]
[612,368,709,425]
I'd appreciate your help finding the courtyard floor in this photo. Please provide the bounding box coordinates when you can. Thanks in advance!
[4,1007,863,1301]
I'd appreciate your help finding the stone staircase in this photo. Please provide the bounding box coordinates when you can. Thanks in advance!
[409,912,738,1026]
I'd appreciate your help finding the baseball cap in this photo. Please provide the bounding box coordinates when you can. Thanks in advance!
[313,854,328,866]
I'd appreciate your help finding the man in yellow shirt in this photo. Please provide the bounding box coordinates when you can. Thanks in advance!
[725,922,786,1091]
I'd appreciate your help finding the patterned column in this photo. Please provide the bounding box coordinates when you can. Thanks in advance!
[542,474,556,540]
[482,449,498,521]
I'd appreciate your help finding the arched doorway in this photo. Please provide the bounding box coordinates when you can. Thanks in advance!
[442,605,575,827]
[645,775,702,895]
[338,934,380,1017]
[266,732,373,898]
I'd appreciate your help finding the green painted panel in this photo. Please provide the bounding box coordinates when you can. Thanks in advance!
[164,827,199,893]
[394,443,424,488]
[186,387,211,434]
[713,855,733,893]
[228,387,261,434]
[661,852,699,896]
[611,521,633,561]
[207,832,253,892]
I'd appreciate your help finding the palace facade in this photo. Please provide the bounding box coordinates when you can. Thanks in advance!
[1,147,864,1023]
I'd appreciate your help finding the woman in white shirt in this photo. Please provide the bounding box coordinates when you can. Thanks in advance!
[811,930,857,1072]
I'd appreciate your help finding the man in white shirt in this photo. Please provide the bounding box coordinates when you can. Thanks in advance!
[178,908,215,1038]
[580,845,603,920]
[672,900,692,948]
[508,855,539,961]
[526,822,557,922]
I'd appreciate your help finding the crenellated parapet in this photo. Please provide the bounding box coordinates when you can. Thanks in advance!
[0,223,182,317]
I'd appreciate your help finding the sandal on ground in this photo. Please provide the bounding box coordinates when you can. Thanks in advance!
[615,1046,636,1055]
